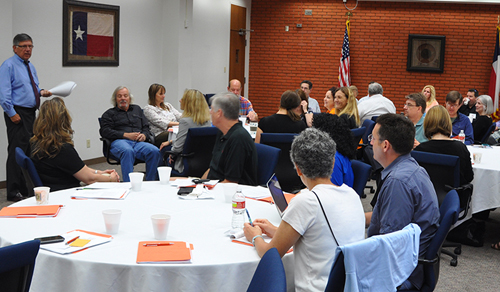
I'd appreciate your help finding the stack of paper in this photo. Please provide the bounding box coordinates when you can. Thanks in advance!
[136,241,193,264]
[72,188,130,200]
[40,229,113,255]
[0,205,63,218]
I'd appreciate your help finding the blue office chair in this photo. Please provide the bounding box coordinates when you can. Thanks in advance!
[351,160,371,198]
[0,240,41,292]
[255,143,281,186]
[360,119,375,145]
[350,126,366,149]
[400,190,460,292]
[479,122,496,144]
[246,248,286,292]
[260,133,304,193]
[15,147,43,197]
[165,127,219,177]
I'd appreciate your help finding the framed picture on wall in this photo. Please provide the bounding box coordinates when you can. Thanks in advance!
[407,34,445,73]
[63,0,120,66]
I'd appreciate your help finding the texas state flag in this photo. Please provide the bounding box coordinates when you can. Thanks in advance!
[71,11,114,57]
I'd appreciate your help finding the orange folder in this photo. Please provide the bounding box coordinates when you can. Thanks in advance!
[0,205,63,218]
[136,241,193,264]
[251,193,296,204]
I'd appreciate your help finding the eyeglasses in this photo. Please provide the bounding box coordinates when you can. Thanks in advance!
[368,134,374,142]
[17,45,34,49]
[446,102,460,108]
[404,103,417,108]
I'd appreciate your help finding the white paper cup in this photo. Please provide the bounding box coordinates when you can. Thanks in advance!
[473,153,482,164]
[129,172,144,191]
[158,167,172,184]
[223,183,238,204]
[102,209,122,234]
[34,186,50,205]
[151,214,171,240]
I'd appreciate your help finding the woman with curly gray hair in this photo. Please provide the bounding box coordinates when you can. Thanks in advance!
[243,128,365,292]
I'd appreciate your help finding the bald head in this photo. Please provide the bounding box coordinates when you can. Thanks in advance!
[227,79,242,96]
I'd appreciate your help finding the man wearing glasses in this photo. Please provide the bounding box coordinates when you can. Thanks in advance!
[0,33,52,202]
[446,90,474,145]
[404,93,428,148]
[458,88,479,119]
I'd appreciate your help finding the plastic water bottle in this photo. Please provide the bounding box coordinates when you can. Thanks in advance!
[231,189,246,229]
[458,130,465,143]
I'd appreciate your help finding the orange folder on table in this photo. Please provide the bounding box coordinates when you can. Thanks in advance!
[253,193,296,204]
[136,241,193,264]
[0,205,63,218]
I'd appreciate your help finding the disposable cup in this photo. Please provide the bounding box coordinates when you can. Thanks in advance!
[102,209,122,234]
[151,214,171,240]
[473,153,482,164]
[34,186,50,205]
[129,172,144,191]
[158,167,172,184]
[223,183,238,203]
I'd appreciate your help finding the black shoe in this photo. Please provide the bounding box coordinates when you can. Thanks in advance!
[7,192,28,202]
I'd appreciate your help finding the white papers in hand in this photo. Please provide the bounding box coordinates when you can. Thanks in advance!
[48,81,77,97]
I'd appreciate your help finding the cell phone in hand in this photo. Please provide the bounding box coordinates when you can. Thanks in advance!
[35,235,65,244]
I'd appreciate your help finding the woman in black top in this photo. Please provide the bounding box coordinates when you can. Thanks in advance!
[255,90,306,143]
[472,95,494,143]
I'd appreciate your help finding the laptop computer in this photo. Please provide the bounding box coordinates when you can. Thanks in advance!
[267,174,288,217]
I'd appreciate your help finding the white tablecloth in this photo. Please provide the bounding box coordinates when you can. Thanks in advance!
[0,182,295,292]
[468,145,500,213]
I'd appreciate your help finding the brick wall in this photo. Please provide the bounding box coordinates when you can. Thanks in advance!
[248,0,500,118]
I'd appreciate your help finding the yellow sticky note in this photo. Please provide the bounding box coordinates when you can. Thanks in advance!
[70,238,91,247]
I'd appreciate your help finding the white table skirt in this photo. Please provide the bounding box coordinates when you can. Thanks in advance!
[467,145,500,214]
[0,182,295,292]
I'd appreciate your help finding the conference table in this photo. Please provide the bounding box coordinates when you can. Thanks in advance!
[467,145,500,214]
[0,182,295,292]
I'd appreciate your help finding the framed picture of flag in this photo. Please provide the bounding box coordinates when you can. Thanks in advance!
[63,0,119,66]
[407,34,445,73]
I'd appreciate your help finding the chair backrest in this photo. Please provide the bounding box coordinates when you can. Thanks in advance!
[350,127,366,148]
[15,147,43,196]
[371,116,379,122]
[418,190,460,292]
[260,133,304,193]
[255,143,281,186]
[246,248,286,292]
[178,126,219,177]
[410,151,460,205]
[351,160,372,197]
[361,119,376,144]
[480,122,497,144]
[204,93,215,106]
[0,240,41,292]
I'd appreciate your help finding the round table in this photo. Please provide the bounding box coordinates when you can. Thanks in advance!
[0,182,295,292]
[467,145,500,214]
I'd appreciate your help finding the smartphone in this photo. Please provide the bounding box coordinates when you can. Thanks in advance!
[177,187,195,196]
[192,179,210,184]
[35,235,65,244]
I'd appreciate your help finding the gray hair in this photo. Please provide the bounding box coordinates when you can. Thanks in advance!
[111,86,134,106]
[13,33,32,46]
[477,95,495,115]
[368,82,383,96]
[290,128,336,179]
[210,92,240,120]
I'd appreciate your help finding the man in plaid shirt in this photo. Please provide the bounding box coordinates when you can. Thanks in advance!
[227,79,258,121]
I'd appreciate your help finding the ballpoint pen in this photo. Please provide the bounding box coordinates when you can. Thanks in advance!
[246,209,254,227]
[65,236,80,245]
[143,243,174,247]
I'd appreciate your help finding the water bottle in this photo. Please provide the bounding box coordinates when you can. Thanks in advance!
[458,130,465,143]
[231,189,246,229]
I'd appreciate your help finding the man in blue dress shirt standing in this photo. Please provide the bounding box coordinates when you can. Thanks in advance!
[0,33,52,201]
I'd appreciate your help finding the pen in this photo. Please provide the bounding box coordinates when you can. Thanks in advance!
[65,236,80,245]
[143,243,174,247]
[246,209,253,227]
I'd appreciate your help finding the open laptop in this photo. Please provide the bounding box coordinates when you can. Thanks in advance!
[267,174,288,217]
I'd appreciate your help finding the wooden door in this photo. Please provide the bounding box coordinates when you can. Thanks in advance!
[229,5,246,92]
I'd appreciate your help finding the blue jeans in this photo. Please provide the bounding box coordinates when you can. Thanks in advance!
[110,139,161,182]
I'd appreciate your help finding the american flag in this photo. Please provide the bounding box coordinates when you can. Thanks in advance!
[488,26,500,121]
[338,20,351,87]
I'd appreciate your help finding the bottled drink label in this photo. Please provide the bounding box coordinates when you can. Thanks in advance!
[232,201,245,209]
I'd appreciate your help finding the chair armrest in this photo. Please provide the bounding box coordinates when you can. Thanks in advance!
[418,257,438,265]
[100,137,119,165]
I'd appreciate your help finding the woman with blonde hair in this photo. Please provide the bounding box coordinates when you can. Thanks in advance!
[324,86,360,128]
[31,97,119,191]
[422,85,439,113]
[255,90,306,143]
[160,89,211,173]
[143,83,182,147]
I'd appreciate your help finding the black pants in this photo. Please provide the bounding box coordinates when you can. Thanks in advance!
[4,106,36,198]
